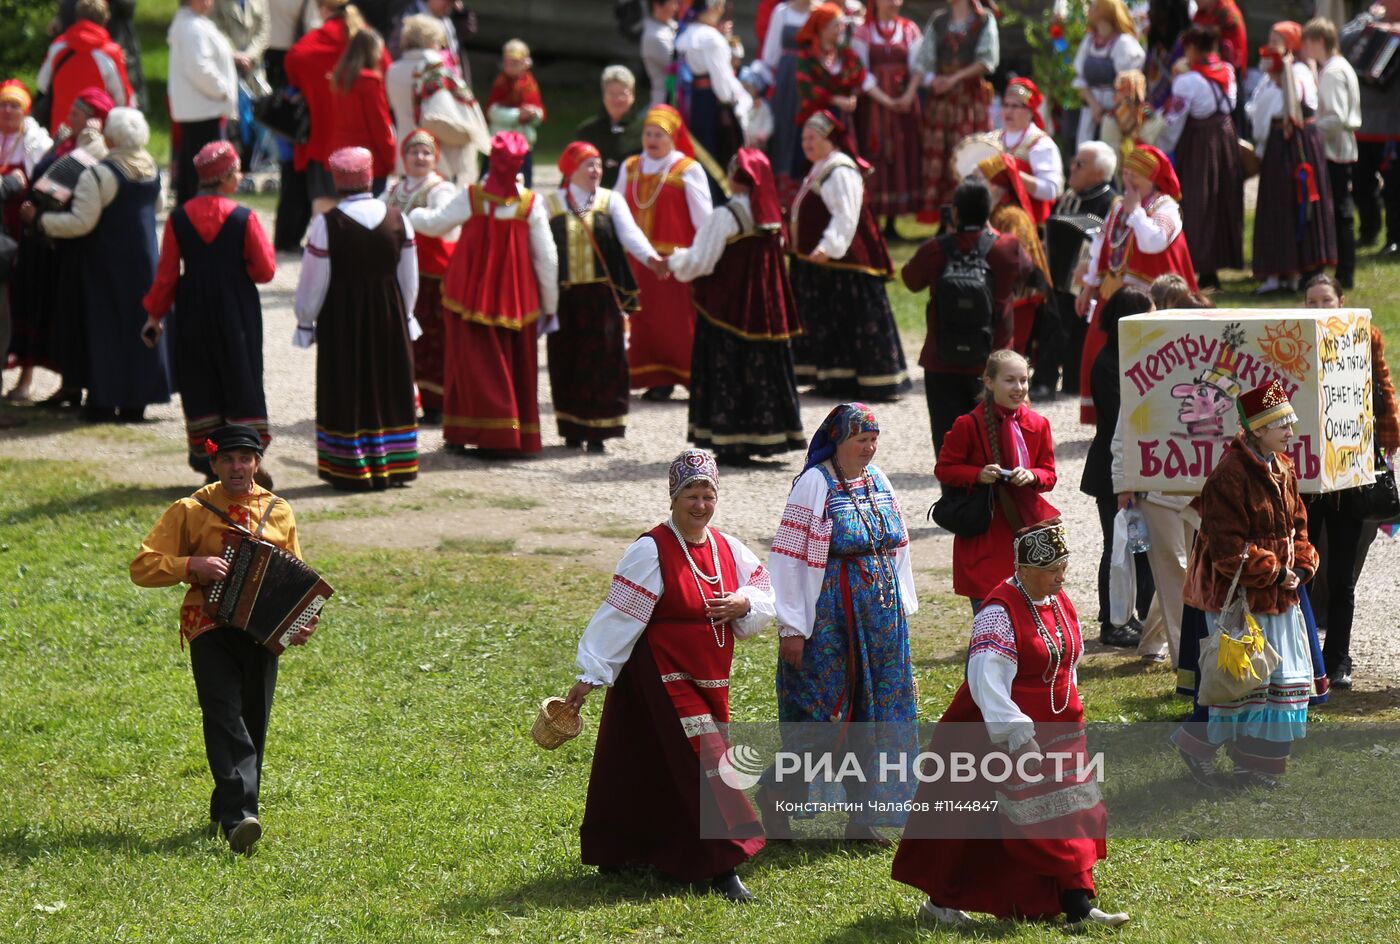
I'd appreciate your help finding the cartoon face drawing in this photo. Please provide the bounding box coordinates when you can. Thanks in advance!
[1170,379,1236,438]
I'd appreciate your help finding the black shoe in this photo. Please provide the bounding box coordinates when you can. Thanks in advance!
[1098,623,1140,648]
[420,409,443,426]
[37,389,82,411]
[709,869,754,903]
[585,440,606,454]
[564,437,582,449]
[1176,745,1221,788]
[83,405,118,423]
[641,385,675,402]
[1358,228,1380,249]
[1232,769,1281,791]
[1198,272,1221,290]
[115,406,146,423]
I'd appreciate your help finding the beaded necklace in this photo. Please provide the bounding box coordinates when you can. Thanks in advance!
[629,154,670,212]
[832,460,898,607]
[666,519,728,647]
[1012,576,1078,715]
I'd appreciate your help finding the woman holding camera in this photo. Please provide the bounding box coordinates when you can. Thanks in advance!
[935,350,1058,612]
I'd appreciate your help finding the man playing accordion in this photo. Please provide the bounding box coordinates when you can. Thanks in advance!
[130,424,317,854]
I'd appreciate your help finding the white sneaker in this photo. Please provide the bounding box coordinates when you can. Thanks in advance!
[918,899,973,927]
[227,816,262,854]
[1068,907,1131,930]
[1254,276,1283,295]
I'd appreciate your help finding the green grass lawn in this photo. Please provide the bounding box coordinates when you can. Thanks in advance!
[6,458,1400,942]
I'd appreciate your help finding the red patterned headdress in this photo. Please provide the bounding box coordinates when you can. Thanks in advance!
[1123,144,1181,200]
[558,140,601,181]
[1004,77,1045,129]
[1237,379,1297,433]
[644,104,695,158]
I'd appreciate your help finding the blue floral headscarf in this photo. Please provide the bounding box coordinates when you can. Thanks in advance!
[799,403,879,479]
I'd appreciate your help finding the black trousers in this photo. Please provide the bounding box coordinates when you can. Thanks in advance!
[1328,160,1357,286]
[1058,290,1088,396]
[190,626,278,835]
[264,49,313,251]
[925,371,983,457]
[1354,139,1400,246]
[1029,296,1067,392]
[1308,493,1363,675]
[1093,492,1156,627]
[176,118,225,206]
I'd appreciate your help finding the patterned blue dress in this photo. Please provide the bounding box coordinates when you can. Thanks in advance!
[772,462,918,825]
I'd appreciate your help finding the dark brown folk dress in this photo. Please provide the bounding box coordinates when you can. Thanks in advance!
[315,205,419,489]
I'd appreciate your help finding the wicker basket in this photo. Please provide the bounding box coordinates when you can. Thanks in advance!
[531,696,583,750]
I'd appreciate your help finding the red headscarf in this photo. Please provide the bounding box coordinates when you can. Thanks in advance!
[730,147,781,228]
[1271,21,1303,54]
[644,104,695,158]
[977,152,1037,222]
[74,86,115,122]
[795,2,843,52]
[1123,144,1181,200]
[483,131,530,199]
[558,140,601,181]
[1192,53,1233,95]
[1004,77,1045,130]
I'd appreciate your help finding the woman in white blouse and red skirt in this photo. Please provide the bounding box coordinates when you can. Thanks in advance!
[565,450,774,902]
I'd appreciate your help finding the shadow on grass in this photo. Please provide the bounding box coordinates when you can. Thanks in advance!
[0,823,215,864]
[2,484,192,524]
[817,910,1035,942]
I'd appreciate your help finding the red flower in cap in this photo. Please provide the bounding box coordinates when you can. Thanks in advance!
[204,439,219,457]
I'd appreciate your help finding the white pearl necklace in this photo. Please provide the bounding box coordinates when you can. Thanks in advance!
[1013,577,1079,715]
[666,519,727,647]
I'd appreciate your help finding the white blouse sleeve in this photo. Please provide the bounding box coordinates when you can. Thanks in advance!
[576,537,664,686]
[1126,198,1181,255]
[1024,135,1064,204]
[409,183,473,236]
[724,533,776,639]
[679,159,715,233]
[768,467,832,639]
[1247,79,1282,152]
[426,180,463,241]
[1112,33,1146,74]
[292,213,331,346]
[667,203,739,281]
[694,26,751,116]
[755,5,787,84]
[887,479,919,615]
[396,214,421,337]
[815,164,862,259]
[965,603,1036,750]
[974,15,999,72]
[527,195,560,315]
[607,193,661,263]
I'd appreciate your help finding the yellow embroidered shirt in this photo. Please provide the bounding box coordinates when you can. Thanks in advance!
[130,482,302,644]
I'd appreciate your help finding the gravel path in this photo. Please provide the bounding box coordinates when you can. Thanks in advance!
[4,187,1397,698]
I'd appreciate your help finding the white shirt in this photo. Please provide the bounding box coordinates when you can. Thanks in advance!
[266,0,319,51]
[794,151,863,259]
[677,22,752,118]
[641,16,677,106]
[851,17,923,74]
[1316,54,1361,164]
[293,194,421,346]
[558,183,660,264]
[166,6,238,122]
[1156,68,1237,153]
[667,194,750,281]
[1071,32,1146,105]
[964,596,1080,751]
[0,117,53,179]
[755,3,813,85]
[1247,60,1318,154]
[383,173,460,242]
[767,465,918,639]
[575,529,775,686]
[409,184,560,317]
[613,149,714,234]
[1082,194,1183,288]
[999,126,1064,204]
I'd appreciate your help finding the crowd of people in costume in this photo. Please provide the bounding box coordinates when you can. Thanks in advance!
[1,0,1399,929]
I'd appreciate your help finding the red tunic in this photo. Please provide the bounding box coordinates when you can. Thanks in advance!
[580,525,765,880]
[623,154,701,388]
[892,579,1107,919]
[935,404,1059,600]
[329,69,397,181]
[442,186,541,328]
[144,195,276,320]
[440,187,543,452]
[1080,194,1197,423]
[790,156,894,277]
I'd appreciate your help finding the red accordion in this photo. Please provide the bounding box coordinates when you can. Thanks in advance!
[202,531,334,654]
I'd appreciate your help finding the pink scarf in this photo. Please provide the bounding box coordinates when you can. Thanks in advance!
[993,402,1039,527]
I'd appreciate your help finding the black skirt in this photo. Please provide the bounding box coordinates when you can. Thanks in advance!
[1254,121,1337,277]
[547,282,629,443]
[790,258,910,401]
[689,314,805,458]
[1177,111,1244,272]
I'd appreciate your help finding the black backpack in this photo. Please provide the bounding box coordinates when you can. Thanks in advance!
[933,230,997,369]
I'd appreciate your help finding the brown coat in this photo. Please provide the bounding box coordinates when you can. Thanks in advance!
[1183,433,1318,615]
[1373,326,1400,454]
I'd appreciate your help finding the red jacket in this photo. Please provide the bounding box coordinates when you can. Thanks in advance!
[330,70,396,180]
[936,403,1059,600]
[902,227,1033,375]
[285,14,392,169]
[40,21,133,136]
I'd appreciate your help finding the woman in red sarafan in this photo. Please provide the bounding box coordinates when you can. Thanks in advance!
[564,450,773,902]
[851,0,924,225]
[892,519,1129,931]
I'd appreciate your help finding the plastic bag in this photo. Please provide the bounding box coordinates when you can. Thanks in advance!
[1108,508,1136,628]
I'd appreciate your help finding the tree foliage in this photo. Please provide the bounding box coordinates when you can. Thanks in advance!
[0,0,54,88]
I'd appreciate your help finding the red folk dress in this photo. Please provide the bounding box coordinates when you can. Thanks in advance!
[935,403,1058,601]
[580,523,766,881]
[853,16,923,216]
[441,185,543,452]
[622,153,702,389]
[892,578,1107,919]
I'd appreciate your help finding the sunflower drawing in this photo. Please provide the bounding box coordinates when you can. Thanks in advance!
[1257,321,1313,379]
